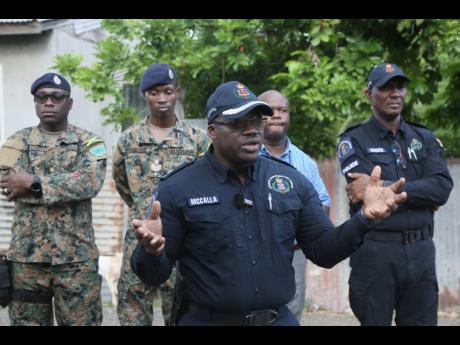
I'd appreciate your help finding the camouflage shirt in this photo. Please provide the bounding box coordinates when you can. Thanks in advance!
[0,125,107,265]
[113,116,208,221]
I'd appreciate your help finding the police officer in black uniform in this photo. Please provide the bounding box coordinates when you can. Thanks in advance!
[130,81,407,326]
[338,63,454,326]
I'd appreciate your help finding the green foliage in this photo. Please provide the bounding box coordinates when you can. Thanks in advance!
[53,19,460,158]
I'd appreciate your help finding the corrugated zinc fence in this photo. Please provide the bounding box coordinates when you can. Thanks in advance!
[306,158,460,312]
[0,160,124,256]
[1,156,459,312]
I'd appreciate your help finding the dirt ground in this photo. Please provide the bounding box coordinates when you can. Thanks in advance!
[1,304,459,326]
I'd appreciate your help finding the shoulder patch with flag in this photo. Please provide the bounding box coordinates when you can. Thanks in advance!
[84,136,107,161]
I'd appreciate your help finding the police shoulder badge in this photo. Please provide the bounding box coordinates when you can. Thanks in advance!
[268,175,293,194]
[337,137,355,163]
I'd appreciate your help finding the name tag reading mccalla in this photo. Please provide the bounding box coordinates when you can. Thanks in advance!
[187,195,221,207]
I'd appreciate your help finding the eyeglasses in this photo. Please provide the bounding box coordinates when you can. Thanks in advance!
[212,116,266,132]
[390,139,407,170]
[34,93,70,105]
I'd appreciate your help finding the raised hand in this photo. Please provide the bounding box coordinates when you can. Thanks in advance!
[346,172,372,204]
[362,166,407,220]
[132,201,165,256]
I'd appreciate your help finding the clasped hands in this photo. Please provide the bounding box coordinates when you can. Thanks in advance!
[0,169,34,201]
[348,166,407,220]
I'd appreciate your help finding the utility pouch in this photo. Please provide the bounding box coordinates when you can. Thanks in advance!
[0,255,11,307]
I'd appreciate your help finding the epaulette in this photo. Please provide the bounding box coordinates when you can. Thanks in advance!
[339,123,363,137]
[262,155,296,169]
[405,120,428,130]
[160,160,196,181]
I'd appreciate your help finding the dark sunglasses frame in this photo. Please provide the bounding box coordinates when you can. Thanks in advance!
[34,93,70,105]
[211,116,266,131]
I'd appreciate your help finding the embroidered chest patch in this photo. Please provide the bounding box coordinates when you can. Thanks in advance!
[268,175,293,194]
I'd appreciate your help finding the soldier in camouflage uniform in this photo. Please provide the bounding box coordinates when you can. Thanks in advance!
[0,73,106,326]
[113,64,208,326]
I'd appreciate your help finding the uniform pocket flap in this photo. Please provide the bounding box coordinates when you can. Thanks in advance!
[269,197,303,215]
[183,208,229,223]
[368,153,393,165]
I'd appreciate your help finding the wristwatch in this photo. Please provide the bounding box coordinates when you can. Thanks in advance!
[30,175,42,195]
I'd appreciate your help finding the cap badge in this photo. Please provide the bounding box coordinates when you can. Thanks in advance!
[53,75,62,85]
[268,175,293,194]
[168,68,174,79]
[235,83,250,99]
[207,107,217,118]
[385,64,395,74]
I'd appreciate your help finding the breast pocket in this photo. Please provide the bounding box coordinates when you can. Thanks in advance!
[265,195,302,275]
[368,153,394,176]
[59,147,78,172]
[125,153,156,192]
[183,208,233,259]
[268,196,302,241]
[368,153,393,166]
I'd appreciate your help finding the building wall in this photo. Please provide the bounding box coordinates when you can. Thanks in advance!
[0,25,119,151]
[0,23,124,303]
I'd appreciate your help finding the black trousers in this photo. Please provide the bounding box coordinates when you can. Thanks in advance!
[348,237,438,326]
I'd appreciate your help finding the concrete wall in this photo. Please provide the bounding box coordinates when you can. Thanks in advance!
[0,23,123,304]
[0,25,119,152]
[306,158,460,312]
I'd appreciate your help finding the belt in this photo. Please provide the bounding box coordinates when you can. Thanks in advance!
[188,302,280,326]
[11,289,53,304]
[366,226,432,245]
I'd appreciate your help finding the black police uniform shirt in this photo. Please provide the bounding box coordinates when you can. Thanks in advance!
[131,150,375,313]
[338,115,453,232]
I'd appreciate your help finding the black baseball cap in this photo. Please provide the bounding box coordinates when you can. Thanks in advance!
[368,63,409,89]
[205,81,273,124]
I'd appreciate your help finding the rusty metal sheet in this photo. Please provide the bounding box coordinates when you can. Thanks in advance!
[306,159,460,313]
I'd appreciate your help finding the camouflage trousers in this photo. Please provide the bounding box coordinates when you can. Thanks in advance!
[117,226,176,326]
[9,259,102,326]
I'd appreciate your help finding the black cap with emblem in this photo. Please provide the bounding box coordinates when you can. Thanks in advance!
[30,73,71,95]
[367,63,409,90]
